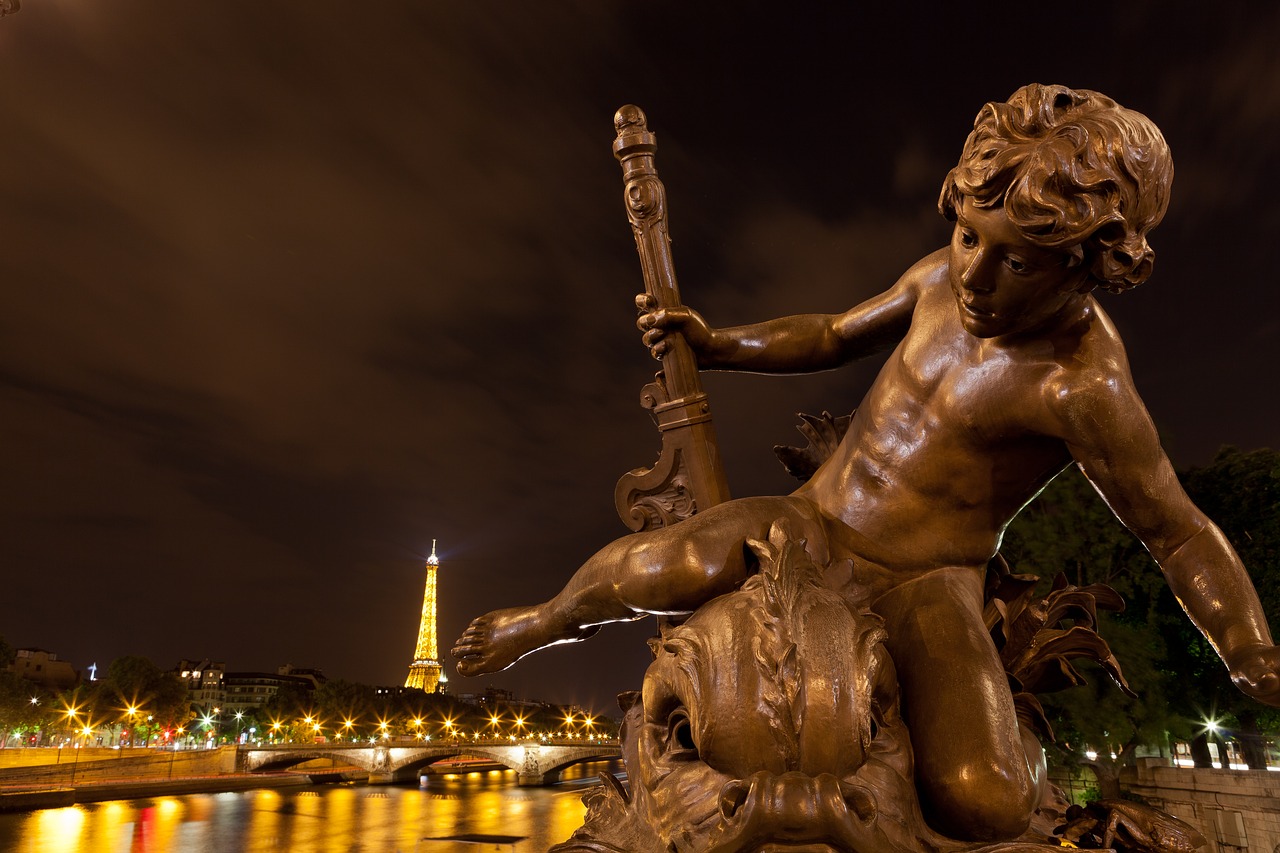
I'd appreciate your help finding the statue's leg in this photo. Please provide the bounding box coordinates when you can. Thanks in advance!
[873,566,1039,842]
[453,496,829,675]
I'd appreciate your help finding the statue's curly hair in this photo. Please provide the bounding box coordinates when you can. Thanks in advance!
[938,84,1173,293]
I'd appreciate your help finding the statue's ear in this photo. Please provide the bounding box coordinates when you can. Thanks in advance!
[617,690,642,713]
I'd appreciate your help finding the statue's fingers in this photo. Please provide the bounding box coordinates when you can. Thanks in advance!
[635,293,655,312]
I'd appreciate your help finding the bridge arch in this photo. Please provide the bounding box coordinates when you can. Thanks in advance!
[238,742,621,786]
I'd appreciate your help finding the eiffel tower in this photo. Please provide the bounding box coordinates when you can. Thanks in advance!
[404,540,444,692]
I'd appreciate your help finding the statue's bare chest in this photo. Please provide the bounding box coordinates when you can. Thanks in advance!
[894,319,1030,431]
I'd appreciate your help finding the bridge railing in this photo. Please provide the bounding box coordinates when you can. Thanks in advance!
[245,737,618,750]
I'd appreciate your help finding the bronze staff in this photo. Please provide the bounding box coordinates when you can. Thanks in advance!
[612,104,731,531]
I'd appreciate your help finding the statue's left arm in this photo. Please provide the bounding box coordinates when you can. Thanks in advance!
[1059,366,1280,707]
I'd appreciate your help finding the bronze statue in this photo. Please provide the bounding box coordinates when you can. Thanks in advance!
[453,84,1278,849]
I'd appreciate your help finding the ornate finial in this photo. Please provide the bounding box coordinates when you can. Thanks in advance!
[427,539,439,566]
[614,105,657,161]
[614,104,648,135]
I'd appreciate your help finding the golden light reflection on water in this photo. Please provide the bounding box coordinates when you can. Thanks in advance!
[0,762,612,852]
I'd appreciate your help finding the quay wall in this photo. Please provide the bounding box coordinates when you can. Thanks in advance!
[0,747,232,783]
[1123,758,1280,853]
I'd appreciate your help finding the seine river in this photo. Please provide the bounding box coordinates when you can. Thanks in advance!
[0,762,619,853]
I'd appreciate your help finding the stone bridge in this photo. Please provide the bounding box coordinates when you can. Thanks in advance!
[237,740,621,786]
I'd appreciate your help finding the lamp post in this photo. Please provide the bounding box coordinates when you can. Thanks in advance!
[169,727,184,779]
[70,726,92,783]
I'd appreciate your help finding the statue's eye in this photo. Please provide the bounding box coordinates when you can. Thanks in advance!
[666,708,698,759]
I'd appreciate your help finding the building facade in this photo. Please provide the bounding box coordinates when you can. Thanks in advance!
[176,659,226,709]
[7,648,79,691]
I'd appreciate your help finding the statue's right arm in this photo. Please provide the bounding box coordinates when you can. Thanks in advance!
[639,262,923,374]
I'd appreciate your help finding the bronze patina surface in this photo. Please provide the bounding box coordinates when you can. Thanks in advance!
[453,85,1275,851]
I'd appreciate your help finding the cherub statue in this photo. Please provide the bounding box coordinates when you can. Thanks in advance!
[454,84,1280,843]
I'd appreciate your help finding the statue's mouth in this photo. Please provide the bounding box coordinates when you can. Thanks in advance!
[702,771,881,853]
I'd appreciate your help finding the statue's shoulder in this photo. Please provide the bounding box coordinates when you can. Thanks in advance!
[896,248,952,304]
[910,247,951,286]
[1041,299,1144,429]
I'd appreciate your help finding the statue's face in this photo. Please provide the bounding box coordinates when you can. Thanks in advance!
[628,574,908,852]
[949,197,1090,339]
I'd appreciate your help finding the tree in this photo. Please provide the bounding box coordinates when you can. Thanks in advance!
[314,679,375,739]
[1160,447,1280,769]
[262,682,313,741]
[103,655,190,741]
[1001,464,1184,791]
[0,671,44,747]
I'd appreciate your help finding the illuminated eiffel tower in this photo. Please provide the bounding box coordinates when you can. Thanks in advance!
[404,540,444,692]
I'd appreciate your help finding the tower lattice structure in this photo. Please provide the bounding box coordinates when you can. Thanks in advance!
[404,540,443,692]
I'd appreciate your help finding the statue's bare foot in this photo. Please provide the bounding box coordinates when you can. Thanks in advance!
[451,605,598,676]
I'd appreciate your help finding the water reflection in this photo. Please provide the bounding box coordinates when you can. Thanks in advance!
[0,761,616,852]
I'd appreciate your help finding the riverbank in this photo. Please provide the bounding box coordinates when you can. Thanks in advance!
[0,756,517,812]
[0,770,324,812]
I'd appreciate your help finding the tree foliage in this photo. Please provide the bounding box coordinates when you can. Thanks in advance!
[1161,447,1280,766]
[1001,464,1182,784]
[103,655,189,728]
[1002,448,1280,774]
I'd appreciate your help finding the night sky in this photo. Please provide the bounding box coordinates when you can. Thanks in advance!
[2,3,1278,715]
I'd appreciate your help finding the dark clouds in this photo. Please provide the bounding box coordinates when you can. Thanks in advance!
[1,2,1278,712]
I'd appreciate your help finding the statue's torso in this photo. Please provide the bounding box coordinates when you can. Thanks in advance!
[798,267,1104,574]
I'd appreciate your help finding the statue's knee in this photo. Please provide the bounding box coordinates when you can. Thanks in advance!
[921,764,1035,841]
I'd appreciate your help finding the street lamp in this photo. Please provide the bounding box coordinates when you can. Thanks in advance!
[200,712,218,747]
[71,726,92,783]
[122,705,141,748]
